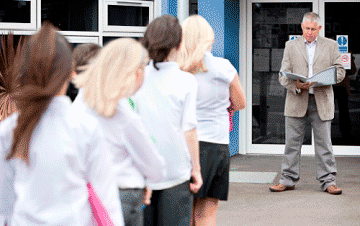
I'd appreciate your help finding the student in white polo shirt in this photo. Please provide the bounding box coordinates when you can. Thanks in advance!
[0,23,123,226]
[178,15,246,226]
[71,38,166,226]
[132,14,202,226]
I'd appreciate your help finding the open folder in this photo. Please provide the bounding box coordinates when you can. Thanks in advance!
[280,66,337,87]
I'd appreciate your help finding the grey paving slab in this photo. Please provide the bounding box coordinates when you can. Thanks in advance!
[229,172,278,184]
[217,154,360,226]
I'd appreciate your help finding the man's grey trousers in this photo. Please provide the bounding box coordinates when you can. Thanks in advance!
[280,95,337,191]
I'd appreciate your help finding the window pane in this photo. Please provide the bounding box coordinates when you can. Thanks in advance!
[108,5,149,27]
[189,0,198,15]
[41,0,98,31]
[0,1,31,23]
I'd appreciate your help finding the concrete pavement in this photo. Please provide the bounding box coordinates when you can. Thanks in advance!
[217,154,360,226]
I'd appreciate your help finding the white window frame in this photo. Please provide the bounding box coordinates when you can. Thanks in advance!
[103,0,154,33]
[0,0,37,30]
[64,36,100,46]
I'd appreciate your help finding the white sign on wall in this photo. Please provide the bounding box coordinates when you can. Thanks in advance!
[337,35,348,53]
[341,53,351,70]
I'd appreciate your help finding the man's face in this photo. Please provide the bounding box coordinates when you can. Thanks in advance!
[301,20,322,43]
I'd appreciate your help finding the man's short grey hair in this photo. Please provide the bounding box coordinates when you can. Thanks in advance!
[302,12,320,24]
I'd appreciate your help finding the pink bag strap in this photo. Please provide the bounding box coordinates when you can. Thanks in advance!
[87,182,115,226]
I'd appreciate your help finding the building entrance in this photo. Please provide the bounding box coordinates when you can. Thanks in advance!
[243,0,360,155]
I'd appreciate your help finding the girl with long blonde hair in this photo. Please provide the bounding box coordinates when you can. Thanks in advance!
[178,15,246,226]
[72,38,166,226]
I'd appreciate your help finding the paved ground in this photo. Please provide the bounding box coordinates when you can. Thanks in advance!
[217,154,360,226]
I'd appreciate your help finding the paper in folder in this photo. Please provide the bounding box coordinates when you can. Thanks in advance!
[281,66,337,87]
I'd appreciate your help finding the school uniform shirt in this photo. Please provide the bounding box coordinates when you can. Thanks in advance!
[0,113,17,225]
[0,96,124,226]
[132,61,198,190]
[71,90,166,190]
[195,51,237,145]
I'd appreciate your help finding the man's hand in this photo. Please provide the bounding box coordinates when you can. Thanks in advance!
[143,187,152,205]
[190,169,203,194]
[295,78,314,90]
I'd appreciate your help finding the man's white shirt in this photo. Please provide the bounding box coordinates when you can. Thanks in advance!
[305,37,317,94]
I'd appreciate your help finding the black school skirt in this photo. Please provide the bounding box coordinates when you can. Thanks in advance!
[195,141,230,201]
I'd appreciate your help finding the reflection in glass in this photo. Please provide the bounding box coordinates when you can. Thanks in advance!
[326,2,360,146]
[108,6,149,27]
[41,0,98,31]
[252,3,312,145]
[0,1,30,23]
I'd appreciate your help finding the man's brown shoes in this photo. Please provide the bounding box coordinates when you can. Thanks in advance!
[325,185,342,195]
[269,184,342,195]
[269,183,295,192]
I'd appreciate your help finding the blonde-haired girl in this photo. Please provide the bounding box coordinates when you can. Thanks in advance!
[72,38,166,226]
[178,15,246,226]
[75,38,143,117]
[177,15,214,74]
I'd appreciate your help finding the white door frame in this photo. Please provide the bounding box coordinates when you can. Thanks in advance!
[240,0,359,156]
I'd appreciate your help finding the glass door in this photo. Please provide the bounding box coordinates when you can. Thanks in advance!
[245,0,317,155]
[244,0,360,155]
[319,0,360,155]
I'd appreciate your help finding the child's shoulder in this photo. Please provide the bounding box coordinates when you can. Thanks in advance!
[67,101,102,138]
[0,112,18,138]
[176,70,197,89]
[0,112,18,151]
[210,56,233,70]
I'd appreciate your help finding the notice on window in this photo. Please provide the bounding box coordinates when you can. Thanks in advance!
[271,49,284,72]
[288,35,301,41]
[337,35,348,53]
[254,49,270,72]
[341,53,351,70]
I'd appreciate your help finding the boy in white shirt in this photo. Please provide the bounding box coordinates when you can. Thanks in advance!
[133,14,202,226]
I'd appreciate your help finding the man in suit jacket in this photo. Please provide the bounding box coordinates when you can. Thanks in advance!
[270,12,345,195]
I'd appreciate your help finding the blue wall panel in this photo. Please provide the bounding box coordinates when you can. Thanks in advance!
[161,0,177,17]
[169,0,177,17]
[198,0,225,57]
[225,0,240,157]
[161,0,168,15]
